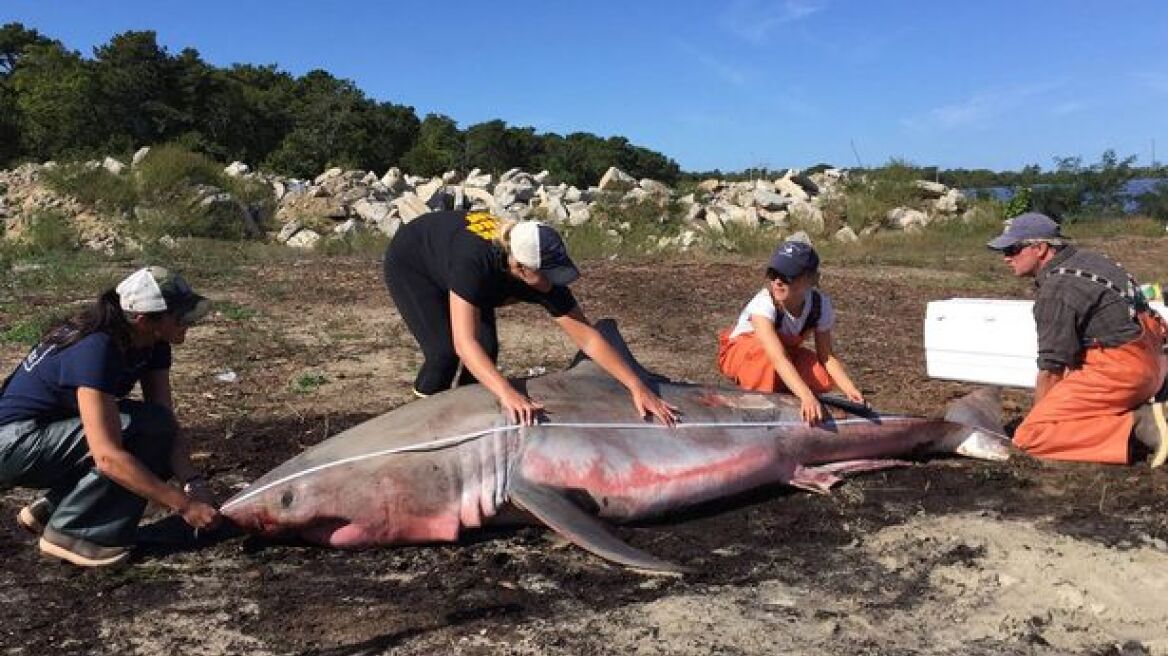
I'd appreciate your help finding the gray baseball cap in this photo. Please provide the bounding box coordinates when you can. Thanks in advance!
[986,212,1063,250]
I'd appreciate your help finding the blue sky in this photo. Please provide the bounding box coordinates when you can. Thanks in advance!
[6,1,1168,173]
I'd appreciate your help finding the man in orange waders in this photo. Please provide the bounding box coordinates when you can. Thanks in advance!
[987,213,1168,465]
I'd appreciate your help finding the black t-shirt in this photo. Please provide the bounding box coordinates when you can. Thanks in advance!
[390,210,578,316]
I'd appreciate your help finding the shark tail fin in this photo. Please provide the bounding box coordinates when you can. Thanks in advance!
[937,387,1015,461]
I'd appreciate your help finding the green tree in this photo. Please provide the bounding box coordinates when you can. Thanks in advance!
[91,30,185,152]
[0,22,54,76]
[264,70,418,177]
[401,113,464,175]
[10,42,102,159]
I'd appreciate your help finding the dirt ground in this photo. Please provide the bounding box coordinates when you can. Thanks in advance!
[3,244,1168,656]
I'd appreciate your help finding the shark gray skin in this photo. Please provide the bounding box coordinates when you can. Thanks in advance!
[222,320,1012,573]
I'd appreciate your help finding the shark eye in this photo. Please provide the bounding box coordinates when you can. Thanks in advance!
[280,490,294,508]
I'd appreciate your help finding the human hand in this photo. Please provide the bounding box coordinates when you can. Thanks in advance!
[500,389,545,426]
[632,387,679,427]
[179,498,221,531]
[844,389,868,406]
[799,393,825,426]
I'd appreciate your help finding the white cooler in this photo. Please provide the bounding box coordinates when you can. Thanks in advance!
[924,298,1167,389]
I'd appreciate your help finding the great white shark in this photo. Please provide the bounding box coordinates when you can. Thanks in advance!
[222,320,1011,573]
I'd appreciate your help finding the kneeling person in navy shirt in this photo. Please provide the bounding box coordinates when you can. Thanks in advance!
[0,266,219,566]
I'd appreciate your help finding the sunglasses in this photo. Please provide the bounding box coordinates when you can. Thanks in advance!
[1001,243,1032,257]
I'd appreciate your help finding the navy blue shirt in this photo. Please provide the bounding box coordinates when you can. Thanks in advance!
[0,332,171,425]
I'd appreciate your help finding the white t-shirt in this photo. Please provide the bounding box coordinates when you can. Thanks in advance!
[728,288,835,339]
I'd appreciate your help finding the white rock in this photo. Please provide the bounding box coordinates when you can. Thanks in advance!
[753,188,790,211]
[315,167,343,184]
[381,167,405,192]
[131,147,151,168]
[788,230,813,245]
[639,179,670,196]
[286,229,321,249]
[697,179,722,194]
[224,161,250,177]
[566,201,591,226]
[377,216,402,238]
[415,178,445,205]
[775,176,809,201]
[598,166,636,193]
[464,169,492,188]
[463,187,496,212]
[352,198,392,223]
[788,199,825,234]
[393,193,430,222]
[441,170,462,184]
[333,219,360,236]
[886,206,929,231]
[276,220,302,244]
[915,180,948,197]
[544,197,569,223]
[102,157,125,175]
[833,226,859,243]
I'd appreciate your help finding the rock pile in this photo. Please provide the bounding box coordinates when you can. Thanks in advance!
[1,153,980,252]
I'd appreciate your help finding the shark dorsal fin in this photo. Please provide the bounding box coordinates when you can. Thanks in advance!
[566,318,667,385]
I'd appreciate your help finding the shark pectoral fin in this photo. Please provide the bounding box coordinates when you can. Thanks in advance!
[508,479,689,575]
[791,460,913,493]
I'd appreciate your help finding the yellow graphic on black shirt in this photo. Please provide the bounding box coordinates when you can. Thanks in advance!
[464,211,501,241]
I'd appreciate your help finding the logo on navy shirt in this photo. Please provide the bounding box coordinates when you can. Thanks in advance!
[22,343,56,372]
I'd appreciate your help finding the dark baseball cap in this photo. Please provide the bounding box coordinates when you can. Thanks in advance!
[987,212,1063,250]
[510,221,580,286]
[768,241,820,280]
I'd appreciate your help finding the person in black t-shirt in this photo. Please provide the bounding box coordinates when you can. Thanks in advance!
[0,267,220,566]
[384,210,677,427]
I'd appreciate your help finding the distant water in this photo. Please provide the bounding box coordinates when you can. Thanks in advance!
[963,177,1167,211]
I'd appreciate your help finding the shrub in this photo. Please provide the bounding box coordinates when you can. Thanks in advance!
[1136,181,1168,223]
[41,163,136,216]
[22,209,78,253]
[291,371,328,394]
[1003,186,1032,219]
[316,229,390,256]
[842,160,924,230]
[132,144,262,241]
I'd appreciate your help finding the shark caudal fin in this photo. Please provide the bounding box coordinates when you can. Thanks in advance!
[567,318,668,385]
[509,478,689,575]
[937,387,1014,461]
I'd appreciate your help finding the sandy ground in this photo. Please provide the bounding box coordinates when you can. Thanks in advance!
[2,239,1168,655]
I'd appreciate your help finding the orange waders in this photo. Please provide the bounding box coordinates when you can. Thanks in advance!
[1014,312,1168,464]
[717,328,834,394]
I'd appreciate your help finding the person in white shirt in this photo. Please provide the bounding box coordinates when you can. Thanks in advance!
[717,241,865,425]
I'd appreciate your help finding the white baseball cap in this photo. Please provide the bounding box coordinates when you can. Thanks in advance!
[116,266,211,326]
[509,221,579,286]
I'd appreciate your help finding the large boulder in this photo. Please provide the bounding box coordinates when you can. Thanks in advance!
[598,166,637,193]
